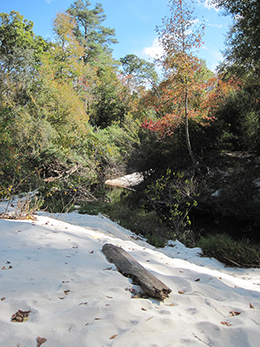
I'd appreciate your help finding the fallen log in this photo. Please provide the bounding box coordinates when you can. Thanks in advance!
[102,243,172,300]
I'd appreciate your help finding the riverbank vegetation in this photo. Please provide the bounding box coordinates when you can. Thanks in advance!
[1,0,260,267]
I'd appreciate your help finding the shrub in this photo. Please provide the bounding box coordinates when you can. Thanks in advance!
[198,234,260,268]
[40,186,76,213]
[144,169,199,247]
[135,127,189,174]
[211,87,260,153]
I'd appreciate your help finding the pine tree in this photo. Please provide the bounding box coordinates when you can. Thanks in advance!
[67,0,118,64]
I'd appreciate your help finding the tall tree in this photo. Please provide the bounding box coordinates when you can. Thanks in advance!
[36,11,97,147]
[120,54,158,89]
[0,11,47,71]
[89,61,129,128]
[0,12,50,184]
[67,0,118,64]
[154,0,205,166]
[51,11,86,82]
[119,54,159,120]
[0,11,47,105]
[211,0,260,76]
[141,59,215,135]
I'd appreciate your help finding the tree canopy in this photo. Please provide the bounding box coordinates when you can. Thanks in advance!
[1,0,260,211]
[212,0,260,76]
[142,0,209,167]
[120,54,158,88]
[67,0,118,64]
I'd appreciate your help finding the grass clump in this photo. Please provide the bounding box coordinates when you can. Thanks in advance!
[40,186,77,214]
[198,233,260,268]
[0,193,44,220]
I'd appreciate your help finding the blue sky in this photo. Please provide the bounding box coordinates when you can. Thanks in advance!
[1,0,232,71]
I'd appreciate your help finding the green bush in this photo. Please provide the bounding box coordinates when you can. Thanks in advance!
[211,87,260,153]
[39,183,77,213]
[144,169,199,247]
[198,234,260,268]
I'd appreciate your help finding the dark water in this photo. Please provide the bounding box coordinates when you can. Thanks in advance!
[192,213,260,243]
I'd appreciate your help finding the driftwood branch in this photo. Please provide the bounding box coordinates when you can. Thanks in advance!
[44,164,82,183]
[102,243,172,300]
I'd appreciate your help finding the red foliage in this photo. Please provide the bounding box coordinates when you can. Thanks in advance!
[141,75,242,138]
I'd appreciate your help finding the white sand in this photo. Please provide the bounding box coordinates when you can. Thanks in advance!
[1,203,260,346]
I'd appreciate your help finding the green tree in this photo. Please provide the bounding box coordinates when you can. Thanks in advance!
[36,11,96,147]
[67,0,118,64]
[120,54,158,89]
[0,12,50,191]
[89,61,129,128]
[50,11,86,82]
[118,54,159,121]
[0,11,47,70]
[0,12,49,152]
[211,0,260,153]
[212,0,260,76]
[0,11,48,106]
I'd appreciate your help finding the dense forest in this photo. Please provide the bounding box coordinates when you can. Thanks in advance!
[1,0,260,267]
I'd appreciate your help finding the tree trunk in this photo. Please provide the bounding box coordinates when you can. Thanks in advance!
[184,87,198,167]
[102,243,172,300]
